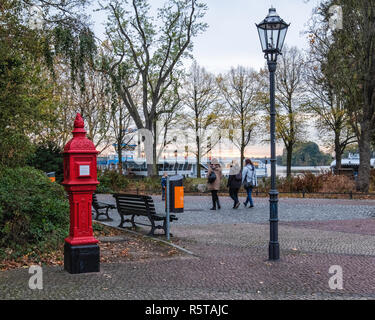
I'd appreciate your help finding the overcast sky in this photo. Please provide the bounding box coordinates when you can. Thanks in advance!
[91,0,320,73]
[90,0,324,158]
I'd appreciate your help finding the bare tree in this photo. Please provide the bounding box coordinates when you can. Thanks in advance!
[217,66,260,170]
[181,61,219,177]
[260,46,307,177]
[308,0,375,192]
[155,81,183,162]
[110,95,133,174]
[304,57,356,170]
[98,0,208,176]
[73,67,114,153]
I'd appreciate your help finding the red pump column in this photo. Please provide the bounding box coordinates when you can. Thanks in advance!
[62,113,100,274]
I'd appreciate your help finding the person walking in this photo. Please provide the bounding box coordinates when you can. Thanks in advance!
[207,158,222,210]
[161,172,168,201]
[227,162,242,209]
[242,159,258,208]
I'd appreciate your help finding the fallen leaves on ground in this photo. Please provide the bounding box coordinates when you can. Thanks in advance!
[1,223,182,271]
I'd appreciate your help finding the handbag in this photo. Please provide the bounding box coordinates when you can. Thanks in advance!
[208,170,217,184]
[243,167,254,189]
[235,171,242,181]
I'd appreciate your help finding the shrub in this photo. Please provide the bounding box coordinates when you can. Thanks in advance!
[257,171,355,194]
[370,169,375,192]
[97,170,130,193]
[143,177,162,193]
[319,173,355,193]
[0,130,35,168]
[27,143,64,183]
[0,166,69,259]
[184,178,207,193]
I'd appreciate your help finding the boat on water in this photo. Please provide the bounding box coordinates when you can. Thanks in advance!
[97,155,268,178]
[330,153,375,175]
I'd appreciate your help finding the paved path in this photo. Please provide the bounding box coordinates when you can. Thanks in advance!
[98,194,375,227]
[1,195,374,300]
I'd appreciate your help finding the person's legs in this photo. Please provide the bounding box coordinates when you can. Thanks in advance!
[210,191,216,210]
[229,188,234,201]
[233,188,239,208]
[216,191,221,209]
[162,187,165,200]
[248,187,254,207]
[244,187,249,206]
[229,188,235,207]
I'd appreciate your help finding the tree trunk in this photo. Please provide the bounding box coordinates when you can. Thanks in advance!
[286,145,293,178]
[152,119,158,177]
[196,134,201,178]
[335,150,342,172]
[334,133,342,171]
[240,121,245,171]
[144,119,155,177]
[117,144,123,174]
[240,145,245,172]
[357,120,372,192]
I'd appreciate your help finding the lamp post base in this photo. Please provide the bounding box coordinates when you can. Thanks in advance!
[269,242,280,261]
[64,243,100,274]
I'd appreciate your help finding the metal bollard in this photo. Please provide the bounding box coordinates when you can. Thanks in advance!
[166,176,170,241]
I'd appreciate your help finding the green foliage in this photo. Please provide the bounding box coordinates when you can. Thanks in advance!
[27,143,64,183]
[52,25,97,91]
[97,170,130,193]
[310,0,375,192]
[0,1,59,166]
[281,142,332,166]
[0,166,69,259]
[0,130,35,167]
[143,177,162,193]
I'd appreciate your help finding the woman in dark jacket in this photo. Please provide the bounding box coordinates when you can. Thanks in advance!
[227,162,242,209]
[207,158,222,210]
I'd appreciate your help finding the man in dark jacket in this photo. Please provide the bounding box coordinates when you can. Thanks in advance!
[227,162,242,209]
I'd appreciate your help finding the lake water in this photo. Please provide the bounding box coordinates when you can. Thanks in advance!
[265,165,331,178]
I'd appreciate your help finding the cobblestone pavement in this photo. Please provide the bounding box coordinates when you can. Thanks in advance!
[0,195,374,300]
[98,194,375,227]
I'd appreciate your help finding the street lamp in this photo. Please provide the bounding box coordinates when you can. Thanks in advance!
[256,7,289,261]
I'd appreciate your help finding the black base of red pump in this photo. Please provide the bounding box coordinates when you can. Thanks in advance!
[64,243,100,274]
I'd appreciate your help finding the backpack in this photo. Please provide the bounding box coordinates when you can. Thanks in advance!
[208,171,217,184]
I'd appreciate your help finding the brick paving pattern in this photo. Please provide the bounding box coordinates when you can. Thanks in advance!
[0,195,374,300]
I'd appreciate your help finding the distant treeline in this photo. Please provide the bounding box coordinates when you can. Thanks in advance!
[277,142,332,167]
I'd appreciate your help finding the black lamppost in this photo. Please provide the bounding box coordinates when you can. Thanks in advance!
[256,7,289,261]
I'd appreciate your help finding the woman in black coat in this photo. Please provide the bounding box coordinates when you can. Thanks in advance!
[227,162,242,209]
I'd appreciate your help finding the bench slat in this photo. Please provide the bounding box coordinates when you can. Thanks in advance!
[116,203,155,212]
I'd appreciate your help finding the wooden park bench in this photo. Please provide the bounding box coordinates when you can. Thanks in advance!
[92,193,116,221]
[113,193,178,236]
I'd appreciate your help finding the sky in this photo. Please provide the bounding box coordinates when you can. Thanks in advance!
[90,0,320,73]
[89,0,323,158]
